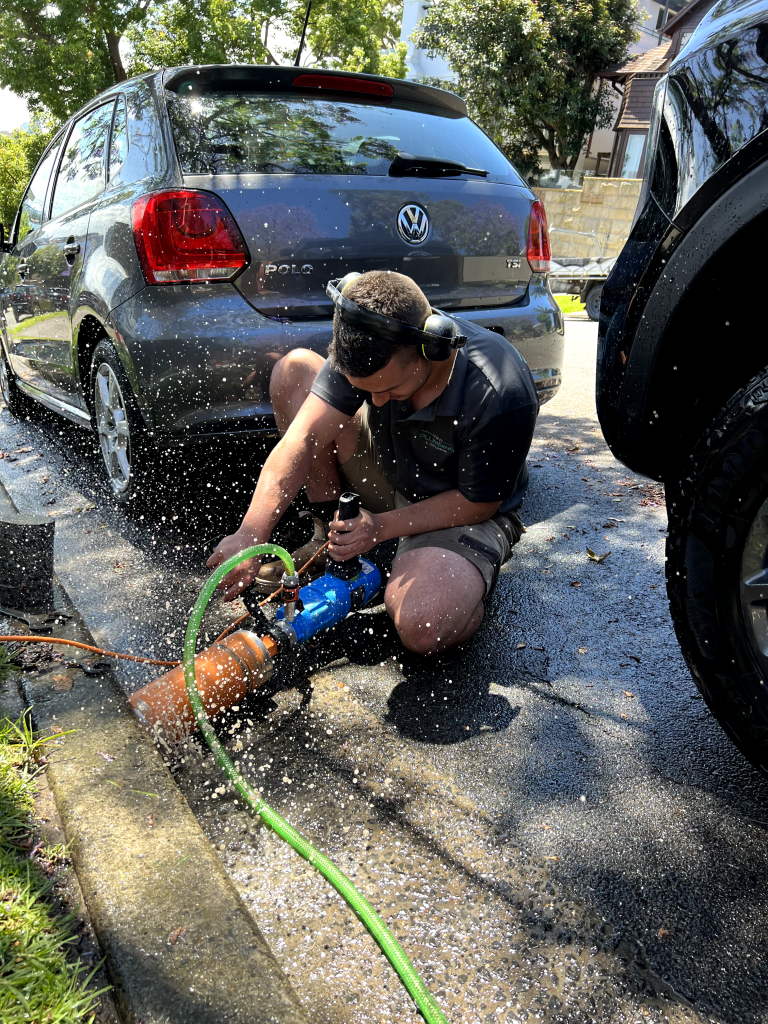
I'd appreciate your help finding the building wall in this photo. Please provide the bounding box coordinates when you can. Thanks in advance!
[533,177,643,257]
[400,0,454,81]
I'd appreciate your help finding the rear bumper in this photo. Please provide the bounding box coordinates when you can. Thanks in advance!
[449,279,564,404]
[109,278,564,443]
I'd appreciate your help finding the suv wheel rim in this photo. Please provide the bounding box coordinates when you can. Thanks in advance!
[94,362,131,494]
[0,355,10,407]
[740,498,768,670]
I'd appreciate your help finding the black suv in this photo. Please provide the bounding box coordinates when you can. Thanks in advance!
[597,2,768,774]
[0,64,563,503]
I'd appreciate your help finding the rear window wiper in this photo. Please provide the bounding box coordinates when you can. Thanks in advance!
[388,152,489,178]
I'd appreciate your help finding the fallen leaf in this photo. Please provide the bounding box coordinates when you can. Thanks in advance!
[657,928,670,940]
[586,547,611,563]
[602,521,618,529]
[544,855,559,861]
[515,642,527,650]
[11,446,32,454]
[49,726,63,734]
[577,647,587,654]
[570,581,582,587]
[565,445,580,452]
[620,714,628,720]
[47,502,95,518]
[168,927,185,946]
[98,751,116,762]
[622,690,635,699]
[51,674,72,691]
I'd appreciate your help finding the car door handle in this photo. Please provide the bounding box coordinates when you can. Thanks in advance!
[63,242,81,259]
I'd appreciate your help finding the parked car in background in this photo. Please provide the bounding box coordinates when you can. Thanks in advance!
[596,1,768,775]
[0,64,563,505]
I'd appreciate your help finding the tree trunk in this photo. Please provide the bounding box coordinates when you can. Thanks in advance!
[105,30,127,83]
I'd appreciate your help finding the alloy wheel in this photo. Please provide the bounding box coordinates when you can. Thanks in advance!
[94,362,132,494]
[0,354,10,408]
[740,497,768,675]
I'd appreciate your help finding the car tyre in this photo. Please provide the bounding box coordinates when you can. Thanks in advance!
[666,364,768,776]
[585,285,603,322]
[0,345,32,419]
[90,339,153,506]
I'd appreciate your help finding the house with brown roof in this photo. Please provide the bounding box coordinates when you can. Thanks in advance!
[595,0,719,179]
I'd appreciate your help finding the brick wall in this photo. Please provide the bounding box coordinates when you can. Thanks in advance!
[533,177,642,258]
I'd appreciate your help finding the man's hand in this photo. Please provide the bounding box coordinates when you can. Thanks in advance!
[207,532,263,601]
[328,508,384,560]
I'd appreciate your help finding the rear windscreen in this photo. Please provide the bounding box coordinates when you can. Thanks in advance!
[165,90,521,182]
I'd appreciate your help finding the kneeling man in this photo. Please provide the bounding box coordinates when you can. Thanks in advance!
[208,271,538,655]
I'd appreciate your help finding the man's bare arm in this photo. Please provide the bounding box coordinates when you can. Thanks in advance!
[207,394,352,598]
[328,490,501,560]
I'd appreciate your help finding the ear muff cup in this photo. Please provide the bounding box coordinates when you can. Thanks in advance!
[420,313,465,361]
[326,275,467,361]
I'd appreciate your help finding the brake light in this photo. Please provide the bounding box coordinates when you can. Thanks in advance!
[132,190,248,285]
[527,200,551,274]
[292,73,394,98]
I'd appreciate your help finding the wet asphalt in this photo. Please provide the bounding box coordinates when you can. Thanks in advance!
[1,318,766,1023]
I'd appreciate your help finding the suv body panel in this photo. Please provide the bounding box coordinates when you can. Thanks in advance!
[597,4,768,480]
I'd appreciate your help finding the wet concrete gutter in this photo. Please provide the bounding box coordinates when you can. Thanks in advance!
[1,480,310,1024]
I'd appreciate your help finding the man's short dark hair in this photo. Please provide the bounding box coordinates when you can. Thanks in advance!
[328,271,432,378]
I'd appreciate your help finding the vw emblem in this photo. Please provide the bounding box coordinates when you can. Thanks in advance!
[397,204,430,245]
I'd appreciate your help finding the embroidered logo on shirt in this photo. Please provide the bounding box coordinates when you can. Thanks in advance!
[418,430,454,454]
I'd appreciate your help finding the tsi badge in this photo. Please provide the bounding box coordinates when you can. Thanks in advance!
[265,263,313,276]
[397,204,430,245]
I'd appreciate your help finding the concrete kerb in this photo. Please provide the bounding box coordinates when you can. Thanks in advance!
[0,480,311,1024]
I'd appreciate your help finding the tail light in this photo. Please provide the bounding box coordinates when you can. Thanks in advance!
[132,190,249,285]
[527,200,551,274]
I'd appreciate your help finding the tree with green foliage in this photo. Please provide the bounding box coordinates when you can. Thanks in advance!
[127,0,287,74]
[0,0,149,120]
[0,113,59,231]
[129,0,407,77]
[0,0,406,124]
[413,0,642,175]
[289,0,407,76]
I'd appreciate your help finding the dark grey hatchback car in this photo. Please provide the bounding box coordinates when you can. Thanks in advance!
[0,64,563,503]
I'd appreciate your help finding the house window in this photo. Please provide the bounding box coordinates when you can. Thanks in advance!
[620,132,647,178]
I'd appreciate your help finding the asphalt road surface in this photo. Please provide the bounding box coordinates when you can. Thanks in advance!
[1,319,766,1024]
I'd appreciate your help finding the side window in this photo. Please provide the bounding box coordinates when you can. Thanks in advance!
[17,141,61,242]
[109,97,128,180]
[50,102,114,220]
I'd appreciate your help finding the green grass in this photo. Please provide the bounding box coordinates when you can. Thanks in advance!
[554,294,586,314]
[0,647,105,1024]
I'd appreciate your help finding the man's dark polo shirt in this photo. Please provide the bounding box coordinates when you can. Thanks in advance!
[311,318,539,514]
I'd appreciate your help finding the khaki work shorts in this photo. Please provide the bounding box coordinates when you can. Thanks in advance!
[339,404,524,595]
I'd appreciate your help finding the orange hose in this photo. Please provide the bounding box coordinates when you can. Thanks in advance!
[0,636,180,668]
[0,540,333,666]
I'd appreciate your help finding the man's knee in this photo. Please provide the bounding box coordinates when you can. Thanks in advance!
[269,348,323,405]
[384,552,485,654]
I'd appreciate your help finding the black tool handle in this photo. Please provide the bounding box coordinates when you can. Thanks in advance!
[338,492,360,521]
[327,492,361,580]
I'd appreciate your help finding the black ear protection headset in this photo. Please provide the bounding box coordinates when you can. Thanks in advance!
[326,273,467,362]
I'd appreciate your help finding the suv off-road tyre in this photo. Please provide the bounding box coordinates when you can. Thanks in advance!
[90,339,154,508]
[666,365,768,775]
[0,346,32,420]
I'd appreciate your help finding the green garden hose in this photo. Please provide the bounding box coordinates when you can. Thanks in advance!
[184,545,450,1024]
